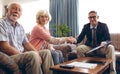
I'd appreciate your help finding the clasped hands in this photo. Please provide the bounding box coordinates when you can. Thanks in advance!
[66,37,77,44]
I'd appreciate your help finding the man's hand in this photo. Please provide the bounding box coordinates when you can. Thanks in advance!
[66,37,77,44]
[100,41,107,46]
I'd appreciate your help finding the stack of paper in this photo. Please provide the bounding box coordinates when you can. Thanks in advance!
[67,62,97,69]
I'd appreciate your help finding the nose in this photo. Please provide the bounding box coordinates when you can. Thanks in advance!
[91,18,94,20]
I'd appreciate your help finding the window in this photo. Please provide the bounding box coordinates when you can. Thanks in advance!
[78,0,120,33]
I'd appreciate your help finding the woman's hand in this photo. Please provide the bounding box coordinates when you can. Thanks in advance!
[66,37,77,44]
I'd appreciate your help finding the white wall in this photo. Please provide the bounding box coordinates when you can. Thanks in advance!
[18,0,49,33]
[79,0,120,33]
[0,0,3,18]
[3,0,39,5]
[1,0,38,18]
[1,0,49,33]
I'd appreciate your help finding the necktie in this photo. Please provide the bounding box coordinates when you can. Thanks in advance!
[92,28,97,47]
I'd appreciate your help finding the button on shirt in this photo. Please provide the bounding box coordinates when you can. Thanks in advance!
[0,17,28,52]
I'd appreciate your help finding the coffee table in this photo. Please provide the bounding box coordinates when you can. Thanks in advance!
[50,57,112,74]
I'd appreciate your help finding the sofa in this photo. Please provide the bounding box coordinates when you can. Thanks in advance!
[0,33,120,74]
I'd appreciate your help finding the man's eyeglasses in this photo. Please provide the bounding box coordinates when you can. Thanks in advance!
[88,16,97,19]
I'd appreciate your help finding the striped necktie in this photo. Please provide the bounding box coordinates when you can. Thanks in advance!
[92,27,97,48]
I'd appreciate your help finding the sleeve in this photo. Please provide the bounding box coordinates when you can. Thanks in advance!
[103,23,111,41]
[76,25,86,44]
[31,25,51,41]
[49,37,67,44]
[0,19,8,41]
[31,25,67,44]
[20,26,29,44]
[22,32,29,44]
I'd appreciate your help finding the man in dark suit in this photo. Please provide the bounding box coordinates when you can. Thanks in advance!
[76,10,116,74]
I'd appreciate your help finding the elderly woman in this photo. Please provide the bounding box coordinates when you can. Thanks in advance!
[29,9,76,65]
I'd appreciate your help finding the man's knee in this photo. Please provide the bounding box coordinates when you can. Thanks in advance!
[107,45,115,52]
[25,51,40,61]
[108,45,114,49]
[0,52,19,72]
[76,45,85,53]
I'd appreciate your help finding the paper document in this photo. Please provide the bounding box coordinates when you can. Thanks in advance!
[67,62,97,69]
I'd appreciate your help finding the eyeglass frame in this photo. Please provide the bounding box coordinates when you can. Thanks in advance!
[88,16,98,19]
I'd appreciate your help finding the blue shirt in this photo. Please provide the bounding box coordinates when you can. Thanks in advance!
[0,17,28,52]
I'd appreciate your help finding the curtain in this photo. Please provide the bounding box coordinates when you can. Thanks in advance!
[49,0,79,37]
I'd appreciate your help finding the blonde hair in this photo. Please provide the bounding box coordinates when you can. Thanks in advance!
[36,9,51,24]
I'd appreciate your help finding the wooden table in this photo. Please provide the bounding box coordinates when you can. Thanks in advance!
[50,57,112,74]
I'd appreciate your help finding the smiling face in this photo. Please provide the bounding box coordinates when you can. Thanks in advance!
[7,2,22,22]
[39,14,49,25]
[36,10,51,26]
[88,11,99,27]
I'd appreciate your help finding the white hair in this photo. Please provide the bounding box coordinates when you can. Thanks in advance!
[7,2,22,9]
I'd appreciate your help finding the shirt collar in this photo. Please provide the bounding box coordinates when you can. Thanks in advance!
[90,24,98,29]
[5,16,20,26]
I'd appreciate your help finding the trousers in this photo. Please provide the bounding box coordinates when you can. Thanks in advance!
[11,50,54,74]
[76,44,116,74]
[51,50,64,65]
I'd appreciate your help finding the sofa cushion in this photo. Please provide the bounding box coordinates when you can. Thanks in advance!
[110,33,120,51]
[115,51,120,62]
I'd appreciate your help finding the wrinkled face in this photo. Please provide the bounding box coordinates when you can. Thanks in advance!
[88,12,99,26]
[7,3,22,22]
[38,14,49,25]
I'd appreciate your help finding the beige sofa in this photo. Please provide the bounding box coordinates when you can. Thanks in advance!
[0,33,120,74]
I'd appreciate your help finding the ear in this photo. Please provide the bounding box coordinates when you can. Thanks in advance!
[6,8,8,13]
[97,16,99,19]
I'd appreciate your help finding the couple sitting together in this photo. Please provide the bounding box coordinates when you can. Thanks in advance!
[0,2,76,74]
[0,1,116,74]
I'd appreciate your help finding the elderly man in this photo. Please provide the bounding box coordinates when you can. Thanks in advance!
[0,2,54,74]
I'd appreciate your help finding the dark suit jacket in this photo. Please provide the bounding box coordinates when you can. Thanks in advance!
[77,21,111,47]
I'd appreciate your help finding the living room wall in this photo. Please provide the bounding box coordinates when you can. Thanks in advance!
[1,0,49,33]
[3,0,38,5]
[0,0,3,18]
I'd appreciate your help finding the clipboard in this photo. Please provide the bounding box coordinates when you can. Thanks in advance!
[85,41,112,55]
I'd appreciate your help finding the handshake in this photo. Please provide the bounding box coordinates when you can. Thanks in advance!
[65,37,77,44]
